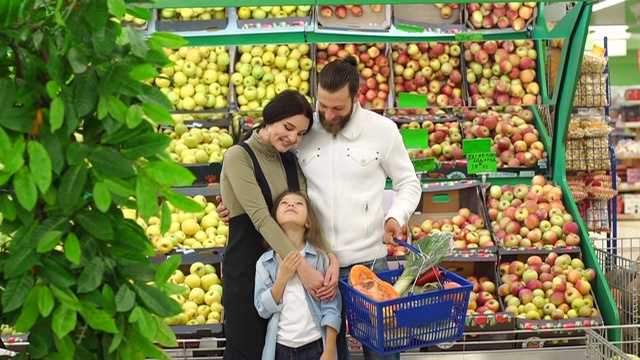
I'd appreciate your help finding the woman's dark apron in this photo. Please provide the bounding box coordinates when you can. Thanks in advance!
[222,143,300,360]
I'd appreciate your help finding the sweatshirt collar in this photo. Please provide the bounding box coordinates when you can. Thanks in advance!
[247,130,279,160]
[340,102,364,140]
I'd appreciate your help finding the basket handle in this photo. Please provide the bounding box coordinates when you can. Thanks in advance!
[393,238,422,254]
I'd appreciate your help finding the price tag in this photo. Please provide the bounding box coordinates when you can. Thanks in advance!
[467,152,497,174]
[455,33,484,41]
[591,44,606,57]
[396,23,425,33]
[412,157,436,173]
[399,128,428,149]
[398,93,427,108]
[463,138,491,155]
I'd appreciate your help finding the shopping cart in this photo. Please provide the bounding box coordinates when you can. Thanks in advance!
[591,237,640,355]
[585,326,640,360]
[339,238,473,355]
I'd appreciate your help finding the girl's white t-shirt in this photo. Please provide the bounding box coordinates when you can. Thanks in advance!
[276,250,322,348]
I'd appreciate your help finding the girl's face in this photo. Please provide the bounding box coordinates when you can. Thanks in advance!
[265,114,310,152]
[276,194,309,229]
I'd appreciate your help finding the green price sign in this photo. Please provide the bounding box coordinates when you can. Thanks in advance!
[454,33,484,41]
[467,152,497,174]
[463,138,492,155]
[399,128,429,149]
[397,93,427,108]
[412,157,436,173]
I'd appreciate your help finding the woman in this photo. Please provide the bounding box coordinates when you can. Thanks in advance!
[220,90,339,360]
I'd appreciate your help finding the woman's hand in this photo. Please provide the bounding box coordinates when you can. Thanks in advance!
[216,195,230,224]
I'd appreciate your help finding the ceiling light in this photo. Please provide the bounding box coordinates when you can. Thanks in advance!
[593,0,625,12]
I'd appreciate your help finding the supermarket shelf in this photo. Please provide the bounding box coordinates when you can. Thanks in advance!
[616,182,640,193]
[617,213,640,221]
[617,122,640,128]
[152,0,585,6]
[616,153,640,160]
[620,100,640,107]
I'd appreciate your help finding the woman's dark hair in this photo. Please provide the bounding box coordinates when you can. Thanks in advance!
[318,56,360,99]
[242,90,313,141]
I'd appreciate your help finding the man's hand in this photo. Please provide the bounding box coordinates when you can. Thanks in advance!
[383,217,403,244]
[297,261,325,299]
[216,195,230,224]
[316,259,339,301]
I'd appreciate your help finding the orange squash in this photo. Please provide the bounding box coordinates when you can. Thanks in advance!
[444,282,461,289]
[349,265,399,302]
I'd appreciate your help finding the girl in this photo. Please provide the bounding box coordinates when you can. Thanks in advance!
[255,191,341,360]
[220,90,339,360]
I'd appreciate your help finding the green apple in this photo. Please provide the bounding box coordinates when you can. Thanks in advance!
[251,66,265,79]
[244,86,258,101]
[183,61,197,77]
[217,73,229,86]
[285,59,299,72]
[209,152,224,163]
[238,63,252,77]
[243,75,256,88]
[216,52,230,68]
[230,73,244,86]
[202,69,218,84]
[214,96,227,109]
[161,9,175,19]
[240,52,252,64]
[237,7,251,20]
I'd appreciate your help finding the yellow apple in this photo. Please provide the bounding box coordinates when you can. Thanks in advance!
[190,262,206,276]
[204,289,222,305]
[182,301,198,312]
[189,288,206,305]
[184,274,201,289]
[200,273,220,291]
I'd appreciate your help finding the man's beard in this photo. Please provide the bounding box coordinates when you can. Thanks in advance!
[318,104,354,136]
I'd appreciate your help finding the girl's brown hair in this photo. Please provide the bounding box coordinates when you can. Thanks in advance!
[271,191,331,254]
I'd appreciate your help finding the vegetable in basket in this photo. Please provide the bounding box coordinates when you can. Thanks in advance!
[349,265,399,301]
[393,232,454,297]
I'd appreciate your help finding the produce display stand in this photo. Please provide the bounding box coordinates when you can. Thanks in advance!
[121,0,624,358]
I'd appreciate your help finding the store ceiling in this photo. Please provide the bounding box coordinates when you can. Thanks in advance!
[591,2,640,49]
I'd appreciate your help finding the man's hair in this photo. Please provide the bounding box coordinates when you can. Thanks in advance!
[318,56,360,99]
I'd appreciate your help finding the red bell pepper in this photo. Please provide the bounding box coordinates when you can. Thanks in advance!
[415,267,442,286]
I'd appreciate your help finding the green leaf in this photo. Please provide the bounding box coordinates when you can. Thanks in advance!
[161,188,202,213]
[0,127,11,154]
[66,142,92,166]
[2,135,25,174]
[77,259,105,293]
[129,64,159,81]
[132,307,157,341]
[4,245,38,279]
[27,140,53,193]
[38,286,55,317]
[134,283,181,318]
[80,303,118,333]
[13,166,38,210]
[93,182,112,212]
[92,21,117,56]
[75,210,114,241]
[102,284,116,316]
[149,32,188,49]
[109,320,126,353]
[162,282,189,296]
[84,0,108,30]
[52,305,76,338]
[126,26,148,58]
[58,164,88,214]
[73,72,98,117]
[0,195,17,221]
[14,286,39,332]
[136,175,158,220]
[139,84,173,109]
[46,80,59,99]
[126,7,151,21]
[125,325,171,360]
[0,78,16,112]
[97,96,109,120]
[39,131,64,175]
[106,95,128,123]
[141,102,173,126]
[125,104,143,129]
[2,272,35,312]
[144,161,195,187]
[88,147,136,178]
[104,177,134,197]
[49,97,64,132]
[115,285,135,312]
[53,335,75,359]
[36,230,63,253]
[0,107,33,133]
[49,285,81,310]
[38,257,77,288]
[107,0,126,18]
[160,201,171,238]
[155,255,181,286]
[154,317,178,347]
[122,133,171,160]
[67,48,87,74]
[64,233,81,265]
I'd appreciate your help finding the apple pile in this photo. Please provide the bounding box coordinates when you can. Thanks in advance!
[123,194,228,254]
[165,262,224,326]
[232,44,314,112]
[319,5,384,19]
[155,46,230,111]
[402,120,465,161]
[162,124,234,165]
[464,40,540,107]
[460,107,545,168]
[412,208,495,249]
[316,43,390,110]
[498,253,598,320]
[434,3,461,20]
[158,7,226,22]
[121,13,148,28]
[487,176,582,249]
[391,42,464,108]
[466,276,501,315]
[237,6,311,20]
[466,2,536,31]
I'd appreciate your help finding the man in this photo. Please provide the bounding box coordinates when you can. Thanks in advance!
[294,56,420,360]
[219,56,421,359]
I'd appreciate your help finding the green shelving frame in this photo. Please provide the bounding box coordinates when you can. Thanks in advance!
[147,0,621,344]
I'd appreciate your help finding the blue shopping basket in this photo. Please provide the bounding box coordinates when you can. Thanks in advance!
[339,239,473,355]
